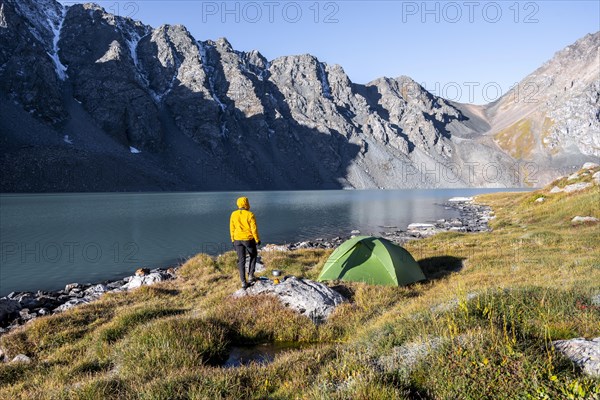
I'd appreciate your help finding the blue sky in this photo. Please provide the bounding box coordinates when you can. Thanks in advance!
[60,1,599,104]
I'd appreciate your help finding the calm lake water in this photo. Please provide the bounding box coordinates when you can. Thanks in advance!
[1,189,518,295]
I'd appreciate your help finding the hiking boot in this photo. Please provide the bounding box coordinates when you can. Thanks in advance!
[241,282,248,289]
[248,275,256,284]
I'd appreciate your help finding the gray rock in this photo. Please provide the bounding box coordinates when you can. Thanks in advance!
[11,354,31,364]
[232,276,345,323]
[121,271,173,290]
[407,223,436,230]
[54,298,92,313]
[553,337,600,377]
[563,182,592,193]
[19,308,36,321]
[582,162,599,170]
[535,197,546,203]
[261,244,291,252]
[12,293,41,309]
[567,172,580,181]
[64,283,82,292]
[571,216,600,224]
[84,284,109,296]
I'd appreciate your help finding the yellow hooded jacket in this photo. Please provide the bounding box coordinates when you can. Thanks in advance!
[230,197,261,243]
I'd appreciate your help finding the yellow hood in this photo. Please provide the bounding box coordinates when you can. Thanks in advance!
[236,197,250,210]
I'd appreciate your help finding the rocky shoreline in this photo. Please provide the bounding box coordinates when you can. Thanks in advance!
[0,197,492,336]
[265,197,494,251]
[0,268,177,336]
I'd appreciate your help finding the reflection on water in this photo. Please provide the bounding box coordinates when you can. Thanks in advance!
[0,189,519,295]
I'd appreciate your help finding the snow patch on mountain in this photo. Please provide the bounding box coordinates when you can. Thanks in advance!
[198,40,227,111]
[47,9,68,80]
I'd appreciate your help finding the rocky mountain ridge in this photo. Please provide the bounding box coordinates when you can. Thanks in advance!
[1,0,598,191]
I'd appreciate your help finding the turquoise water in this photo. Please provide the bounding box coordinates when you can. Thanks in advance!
[0,189,520,295]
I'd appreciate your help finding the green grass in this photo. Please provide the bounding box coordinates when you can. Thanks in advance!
[1,174,599,399]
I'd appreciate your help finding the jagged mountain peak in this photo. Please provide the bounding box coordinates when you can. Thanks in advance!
[548,31,599,66]
[1,0,597,192]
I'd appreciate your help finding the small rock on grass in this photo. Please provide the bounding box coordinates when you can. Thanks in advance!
[11,354,31,364]
[571,216,599,224]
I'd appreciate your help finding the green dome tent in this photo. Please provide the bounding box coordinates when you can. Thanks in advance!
[317,236,425,286]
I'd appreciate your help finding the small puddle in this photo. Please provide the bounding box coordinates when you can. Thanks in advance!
[222,342,310,368]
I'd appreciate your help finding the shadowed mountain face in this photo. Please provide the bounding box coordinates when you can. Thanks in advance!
[1,0,598,192]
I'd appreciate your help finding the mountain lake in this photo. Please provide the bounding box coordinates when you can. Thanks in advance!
[0,189,529,295]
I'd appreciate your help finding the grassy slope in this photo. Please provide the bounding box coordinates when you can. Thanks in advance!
[1,170,599,399]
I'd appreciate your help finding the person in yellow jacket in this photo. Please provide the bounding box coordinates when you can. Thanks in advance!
[230,196,261,289]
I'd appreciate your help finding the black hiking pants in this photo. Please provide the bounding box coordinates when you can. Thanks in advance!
[234,240,257,286]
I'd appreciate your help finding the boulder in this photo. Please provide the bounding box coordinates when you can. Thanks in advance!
[261,244,290,252]
[64,283,83,292]
[84,284,109,296]
[535,197,545,203]
[19,308,36,321]
[0,298,21,325]
[11,354,31,364]
[122,271,173,290]
[407,223,436,230]
[582,162,599,170]
[563,182,592,193]
[567,172,580,181]
[407,223,442,237]
[571,216,600,224]
[232,276,346,324]
[12,293,41,309]
[54,298,92,313]
[553,337,600,377]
